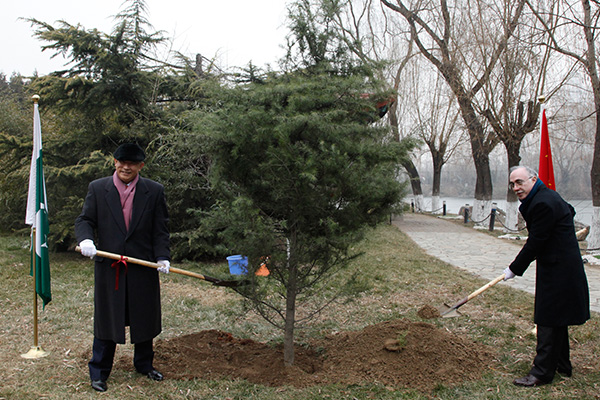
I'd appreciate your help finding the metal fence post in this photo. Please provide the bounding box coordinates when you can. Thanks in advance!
[489,202,497,231]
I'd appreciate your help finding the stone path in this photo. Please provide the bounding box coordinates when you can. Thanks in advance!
[392,213,600,313]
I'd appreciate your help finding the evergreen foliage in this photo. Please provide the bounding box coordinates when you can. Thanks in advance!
[192,65,409,364]
[0,74,36,231]
[0,0,210,249]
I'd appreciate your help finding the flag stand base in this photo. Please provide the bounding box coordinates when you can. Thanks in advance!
[21,346,49,359]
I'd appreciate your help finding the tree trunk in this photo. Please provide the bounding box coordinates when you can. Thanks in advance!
[381,0,526,215]
[441,67,495,205]
[413,193,424,212]
[590,106,600,248]
[431,195,441,214]
[283,231,298,366]
[583,0,600,249]
[431,152,443,214]
[505,142,522,231]
[504,201,520,233]
[401,159,423,198]
[195,53,203,77]
[593,106,600,208]
[588,110,600,248]
[473,198,493,227]
[389,99,424,199]
[431,151,443,198]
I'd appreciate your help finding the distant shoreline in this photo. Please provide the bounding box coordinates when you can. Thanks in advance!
[405,196,594,226]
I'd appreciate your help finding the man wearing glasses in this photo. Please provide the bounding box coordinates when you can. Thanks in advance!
[503,166,590,387]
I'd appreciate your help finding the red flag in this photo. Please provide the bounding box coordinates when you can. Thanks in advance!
[538,109,556,190]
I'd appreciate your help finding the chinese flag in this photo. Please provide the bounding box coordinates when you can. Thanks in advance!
[538,109,556,190]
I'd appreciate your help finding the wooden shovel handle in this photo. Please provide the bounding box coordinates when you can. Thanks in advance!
[451,273,506,309]
[466,273,505,301]
[75,246,217,283]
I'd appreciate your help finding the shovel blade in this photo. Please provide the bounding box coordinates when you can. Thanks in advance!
[438,303,463,318]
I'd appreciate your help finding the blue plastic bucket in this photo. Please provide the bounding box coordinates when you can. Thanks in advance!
[226,255,248,275]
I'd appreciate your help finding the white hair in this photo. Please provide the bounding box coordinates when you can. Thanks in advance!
[509,165,538,178]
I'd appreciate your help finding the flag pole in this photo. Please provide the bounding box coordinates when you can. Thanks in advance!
[21,95,49,359]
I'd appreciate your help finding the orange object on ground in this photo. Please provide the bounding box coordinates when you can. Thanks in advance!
[255,264,270,276]
[255,256,270,276]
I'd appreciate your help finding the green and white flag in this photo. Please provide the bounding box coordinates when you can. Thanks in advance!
[25,99,51,307]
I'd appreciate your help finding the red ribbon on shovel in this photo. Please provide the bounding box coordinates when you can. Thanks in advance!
[111,255,128,290]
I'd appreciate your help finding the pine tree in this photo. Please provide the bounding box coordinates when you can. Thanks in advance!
[198,68,409,365]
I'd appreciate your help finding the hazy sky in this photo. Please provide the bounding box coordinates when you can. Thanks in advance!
[1,0,290,76]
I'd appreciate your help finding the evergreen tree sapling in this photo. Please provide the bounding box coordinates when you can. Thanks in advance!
[201,70,409,365]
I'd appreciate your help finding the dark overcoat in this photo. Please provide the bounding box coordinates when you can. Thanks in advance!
[509,184,589,327]
[75,176,170,343]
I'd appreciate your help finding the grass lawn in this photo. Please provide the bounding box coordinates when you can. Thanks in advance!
[0,222,598,399]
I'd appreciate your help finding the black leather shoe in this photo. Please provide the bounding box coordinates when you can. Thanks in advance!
[91,380,107,392]
[513,374,548,387]
[146,369,164,381]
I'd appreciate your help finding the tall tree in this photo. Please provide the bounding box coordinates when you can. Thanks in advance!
[0,0,210,249]
[527,0,600,247]
[381,0,527,222]
[478,0,569,231]
[324,1,427,210]
[410,65,464,213]
[27,0,164,132]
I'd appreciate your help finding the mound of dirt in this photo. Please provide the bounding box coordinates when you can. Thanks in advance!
[153,318,494,392]
[417,304,442,319]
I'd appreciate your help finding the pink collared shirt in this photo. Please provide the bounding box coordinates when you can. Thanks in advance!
[112,171,139,231]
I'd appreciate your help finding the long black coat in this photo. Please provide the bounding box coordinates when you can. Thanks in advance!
[75,176,170,343]
[509,184,589,327]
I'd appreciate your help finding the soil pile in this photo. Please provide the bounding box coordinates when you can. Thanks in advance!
[417,304,442,319]
[153,318,494,392]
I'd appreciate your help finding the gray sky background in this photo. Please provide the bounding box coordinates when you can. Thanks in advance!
[1,0,289,76]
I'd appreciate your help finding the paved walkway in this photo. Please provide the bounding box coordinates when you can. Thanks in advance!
[392,213,600,314]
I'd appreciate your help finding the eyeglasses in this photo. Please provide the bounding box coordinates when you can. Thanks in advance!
[508,177,533,190]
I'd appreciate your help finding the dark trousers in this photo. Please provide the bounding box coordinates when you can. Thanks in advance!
[89,337,155,381]
[529,325,571,382]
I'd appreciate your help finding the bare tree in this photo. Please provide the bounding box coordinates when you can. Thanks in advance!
[479,0,587,231]
[381,0,527,222]
[526,0,600,247]
[410,65,464,212]
[326,0,428,209]
[479,18,544,229]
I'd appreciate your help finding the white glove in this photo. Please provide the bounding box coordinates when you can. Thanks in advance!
[79,239,97,259]
[157,260,170,274]
[503,267,516,281]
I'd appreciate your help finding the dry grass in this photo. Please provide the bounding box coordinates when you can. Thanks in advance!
[1,223,599,399]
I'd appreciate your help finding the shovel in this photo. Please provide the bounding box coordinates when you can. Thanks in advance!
[438,273,505,318]
[75,247,247,288]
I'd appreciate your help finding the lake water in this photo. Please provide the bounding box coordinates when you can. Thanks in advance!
[409,196,594,226]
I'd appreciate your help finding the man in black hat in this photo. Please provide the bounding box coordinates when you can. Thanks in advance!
[75,143,171,392]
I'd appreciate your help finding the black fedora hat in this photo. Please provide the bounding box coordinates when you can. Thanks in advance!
[113,143,145,162]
